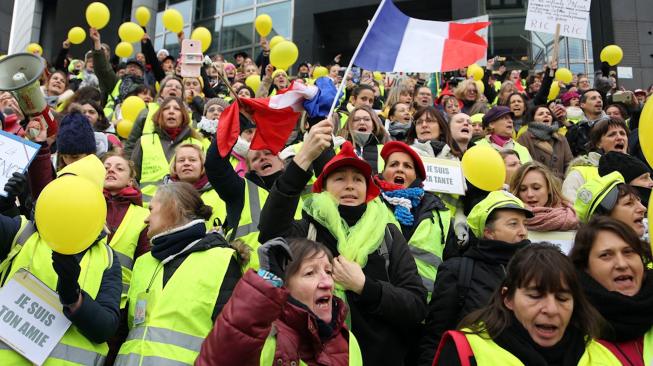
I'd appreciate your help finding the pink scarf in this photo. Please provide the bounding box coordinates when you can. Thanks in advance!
[525,202,580,232]
[490,133,511,148]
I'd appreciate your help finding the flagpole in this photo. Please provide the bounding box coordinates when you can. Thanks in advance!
[327,0,388,120]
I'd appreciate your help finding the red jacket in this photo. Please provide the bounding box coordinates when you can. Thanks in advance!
[104,187,150,258]
[196,270,351,366]
[598,337,644,366]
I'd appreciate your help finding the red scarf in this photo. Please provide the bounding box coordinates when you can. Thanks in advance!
[164,127,183,140]
[170,173,209,191]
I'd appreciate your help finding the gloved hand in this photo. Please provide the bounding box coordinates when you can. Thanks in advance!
[454,221,469,247]
[52,252,81,306]
[0,172,27,211]
[257,237,293,280]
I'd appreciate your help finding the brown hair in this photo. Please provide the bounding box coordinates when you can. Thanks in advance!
[509,161,567,207]
[589,117,629,151]
[459,243,604,343]
[570,216,652,271]
[152,96,202,139]
[101,152,137,185]
[154,182,212,226]
[406,106,452,146]
[285,238,334,279]
[170,144,206,180]
[339,105,388,145]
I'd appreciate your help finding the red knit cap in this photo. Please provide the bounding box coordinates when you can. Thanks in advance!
[380,141,427,181]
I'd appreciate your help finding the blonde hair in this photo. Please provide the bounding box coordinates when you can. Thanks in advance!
[169,144,206,180]
[509,161,567,208]
[454,79,481,102]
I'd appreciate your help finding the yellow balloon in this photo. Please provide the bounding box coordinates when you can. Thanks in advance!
[86,2,110,30]
[555,68,573,84]
[68,27,86,44]
[638,97,653,169]
[461,145,505,191]
[475,80,485,94]
[190,27,212,52]
[135,6,151,26]
[35,175,107,255]
[269,35,285,50]
[115,42,133,58]
[313,66,328,78]
[116,119,135,139]
[373,71,383,81]
[255,14,273,37]
[121,96,146,121]
[119,22,144,43]
[600,45,623,66]
[467,64,484,81]
[58,154,106,189]
[547,81,561,102]
[162,8,184,34]
[26,43,43,56]
[245,74,261,92]
[270,40,298,70]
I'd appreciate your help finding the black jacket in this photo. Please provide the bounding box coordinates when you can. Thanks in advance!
[259,161,427,366]
[417,238,529,366]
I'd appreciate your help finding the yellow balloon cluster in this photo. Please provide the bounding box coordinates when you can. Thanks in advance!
[26,43,43,56]
[555,68,573,84]
[313,66,328,79]
[269,35,285,50]
[600,45,623,66]
[191,27,212,52]
[68,27,86,44]
[162,9,184,33]
[255,14,273,37]
[547,81,561,102]
[121,96,146,121]
[119,22,144,43]
[245,74,261,92]
[35,176,106,255]
[270,40,298,70]
[86,2,110,30]
[115,42,133,58]
[135,6,151,26]
[461,145,505,191]
[467,64,484,81]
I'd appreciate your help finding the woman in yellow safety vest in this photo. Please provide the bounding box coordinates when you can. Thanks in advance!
[474,105,532,163]
[196,237,363,366]
[115,182,241,365]
[130,96,206,205]
[571,216,653,365]
[433,243,620,365]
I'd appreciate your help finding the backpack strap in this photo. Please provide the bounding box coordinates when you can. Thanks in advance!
[433,330,473,366]
[456,257,475,310]
[377,226,393,275]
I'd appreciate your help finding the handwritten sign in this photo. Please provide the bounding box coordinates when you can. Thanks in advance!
[0,269,71,365]
[525,0,591,40]
[528,230,577,255]
[421,157,466,195]
[0,130,39,197]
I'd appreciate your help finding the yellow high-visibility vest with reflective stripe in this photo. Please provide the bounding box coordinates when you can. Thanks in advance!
[201,189,227,231]
[116,245,234,366]
[108,204,149,308]
[0,217,113,366]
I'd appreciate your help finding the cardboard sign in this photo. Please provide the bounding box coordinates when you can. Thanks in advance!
[525,0,591,40]
[0,269,71,365]
[421,157,466,195]
[528,230,577,255]
[0,130,39,197]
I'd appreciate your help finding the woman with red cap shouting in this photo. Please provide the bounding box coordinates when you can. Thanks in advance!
[258,120,427,366]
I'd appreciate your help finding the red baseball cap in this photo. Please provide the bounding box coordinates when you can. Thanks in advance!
[380,141,426,181]
[312,141,380,202]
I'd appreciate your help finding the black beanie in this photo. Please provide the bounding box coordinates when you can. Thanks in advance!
[56,112,97,155]
[599,151,651,183]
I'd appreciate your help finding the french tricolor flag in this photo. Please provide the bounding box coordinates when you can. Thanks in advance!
[353,0,490,72]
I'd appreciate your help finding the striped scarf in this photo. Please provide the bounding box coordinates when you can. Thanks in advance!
[374,176,424,226]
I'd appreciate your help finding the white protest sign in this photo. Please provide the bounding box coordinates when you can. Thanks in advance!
[528,230,577,255]
[617,66,633,79]
[421,157,466,195]
[451,15,489,66]
[525,0,591,40]
[0,269,71,365]
[0,130,39,197]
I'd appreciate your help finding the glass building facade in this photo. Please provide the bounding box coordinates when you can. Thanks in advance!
[154,0,293,60]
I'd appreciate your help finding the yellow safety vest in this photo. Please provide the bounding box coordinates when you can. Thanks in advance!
[104,80,122,119]
[139,133,206,205]
[116,245,235,366]
[141,102,160,135]
[569,165,599,184]
[259,328,363,366]
[0,217,114,366]
[475,137,532,163]
[462,331,621,365]
[108,204,149,308]
[407,208,451,301]
[201,189,227,231]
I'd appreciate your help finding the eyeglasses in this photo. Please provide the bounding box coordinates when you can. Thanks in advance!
[416,118,437,125]
[207,106,224,113]
[353,116,372,122]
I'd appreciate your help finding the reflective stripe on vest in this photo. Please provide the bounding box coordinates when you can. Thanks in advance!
[571,165,599,184]
[459,331,621,365]
[407,209,451,297]
[259,328,363,366]
[116,246,234,365]
[201,189,227,230]
[1,218,112,365]
[104,80,122,119]
[109,204,149,308]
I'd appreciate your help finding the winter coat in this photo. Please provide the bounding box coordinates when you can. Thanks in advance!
[417,238,529,366]
[517,129,574,179]
[258,161,428,366]
[196,270,351,366]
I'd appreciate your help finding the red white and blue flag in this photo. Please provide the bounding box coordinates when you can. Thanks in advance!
[353,0,490,72]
